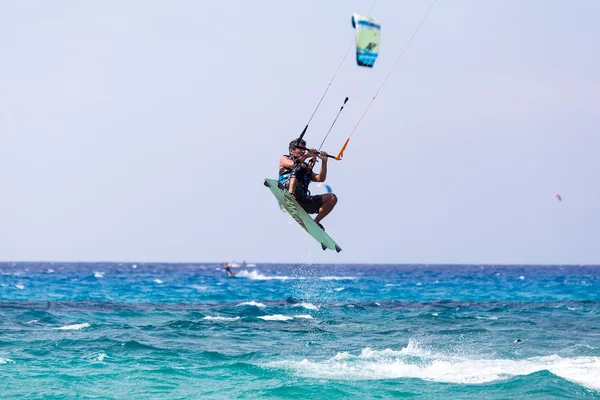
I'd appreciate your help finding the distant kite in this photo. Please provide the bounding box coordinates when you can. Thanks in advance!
[552,193,562,202]
[314,183,333,194]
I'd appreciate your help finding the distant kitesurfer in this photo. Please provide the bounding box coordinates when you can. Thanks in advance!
[278,138,338,229]
[223,263,234,277]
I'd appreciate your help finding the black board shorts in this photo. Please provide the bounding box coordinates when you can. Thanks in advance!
[297,194,324,214]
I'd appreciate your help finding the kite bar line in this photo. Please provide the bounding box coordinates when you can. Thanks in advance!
[294,145,337,159]
[299,43,354,142]
[335,0,438,161]
[299,0,378,142]
[297,96,350,165]
[318,96,349,152]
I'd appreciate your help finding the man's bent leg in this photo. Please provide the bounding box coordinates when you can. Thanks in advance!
[314,193,337,225]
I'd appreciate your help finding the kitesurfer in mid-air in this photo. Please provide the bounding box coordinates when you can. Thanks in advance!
[223,263,234,277]
[278,138,338,229]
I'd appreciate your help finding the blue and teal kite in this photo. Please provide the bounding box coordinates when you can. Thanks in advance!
[352,13,381,68]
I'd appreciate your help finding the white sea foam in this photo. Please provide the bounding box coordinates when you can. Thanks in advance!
[293,315,314,319]
[26,320,39,324]
[192,285,208,291]
[47,269,55,273]
[236,270,301,281]
[132,264,137,269]
[202,316,240,322]
[94,271,104,278]
[475,316,498,320]
[334,287,345,292]
[94,353,108,362]
[519,276,525,280]
[572,344,597,350]
[293,302,319,311]
[268,341,600,390]
[320,276,358,281]
[0,358,14,364]
[154,279,164,284]
[54,323,90,331]
[258,315,294,321]
[236,301,267,308]
[15,284,24,290]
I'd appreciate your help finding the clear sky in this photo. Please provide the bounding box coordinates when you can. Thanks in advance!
[1,1,598,264]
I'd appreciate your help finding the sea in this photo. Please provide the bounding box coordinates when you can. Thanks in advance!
[1,262,599,399]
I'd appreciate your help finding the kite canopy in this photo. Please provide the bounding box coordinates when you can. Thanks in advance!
[351,13,381,68]
[552,193,562,201]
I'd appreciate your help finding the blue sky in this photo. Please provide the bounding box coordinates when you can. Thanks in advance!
[1,1,598,264]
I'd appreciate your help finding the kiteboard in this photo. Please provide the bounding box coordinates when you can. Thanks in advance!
[264,178,342,252]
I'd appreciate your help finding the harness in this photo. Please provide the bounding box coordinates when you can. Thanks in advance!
[278,155,313,198]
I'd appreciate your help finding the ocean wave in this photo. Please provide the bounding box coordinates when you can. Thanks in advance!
[293,315,314,319]
[236,270,302,281]
[165,319,205,330]
[93,271,104,278]
[91,353,108,362]
[0,358,15,364]
[154,279,164,284]
[319,276,358,281]
[202,316,241,322]
[53,323,90,331]
[258,314,294,321]
[292,302,319,311]
[258,314,313,321]
[236,301,267,308]
[267,340,600,390]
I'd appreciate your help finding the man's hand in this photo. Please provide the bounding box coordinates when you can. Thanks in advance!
[303,148,318,160]
[318,151,328,161]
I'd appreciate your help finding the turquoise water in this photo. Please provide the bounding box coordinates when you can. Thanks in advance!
[1,263,599,399]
